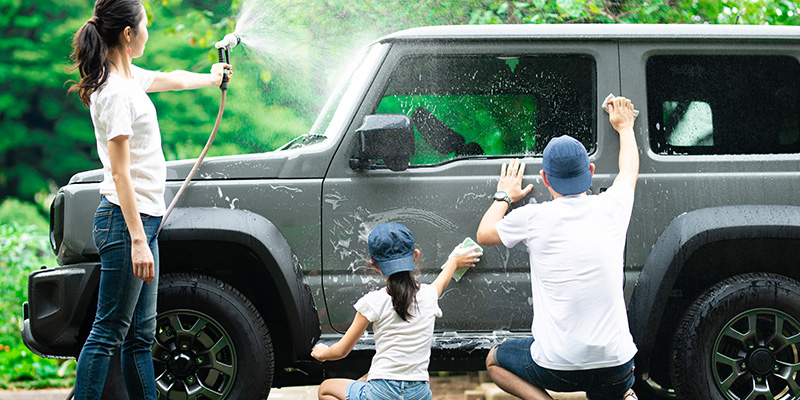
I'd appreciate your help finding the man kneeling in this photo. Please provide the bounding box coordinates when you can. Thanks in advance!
[477,97,639,400]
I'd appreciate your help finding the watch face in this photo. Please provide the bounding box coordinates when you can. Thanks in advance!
[494,191,509,202]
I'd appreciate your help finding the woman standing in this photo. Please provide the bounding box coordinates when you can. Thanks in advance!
[68,0,230,398]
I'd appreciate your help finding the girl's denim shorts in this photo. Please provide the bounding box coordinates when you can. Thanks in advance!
[346,379,432,400]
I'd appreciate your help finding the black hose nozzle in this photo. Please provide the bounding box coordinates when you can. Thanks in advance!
[218,46,230,91]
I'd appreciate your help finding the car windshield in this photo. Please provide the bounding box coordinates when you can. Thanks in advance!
[278,43,389,151]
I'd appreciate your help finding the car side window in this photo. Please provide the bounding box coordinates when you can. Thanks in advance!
[647,55,800,155]
[375,55,596,166]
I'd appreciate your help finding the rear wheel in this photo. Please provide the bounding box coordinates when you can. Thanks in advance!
[671,273,800,400]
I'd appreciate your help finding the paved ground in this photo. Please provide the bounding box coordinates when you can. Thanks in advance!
[0,374,482,400]
[0,384,453,400]
[0,373,587,399]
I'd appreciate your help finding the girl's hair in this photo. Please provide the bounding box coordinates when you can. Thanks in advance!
[386,271,420,322]
[67,0,144,108]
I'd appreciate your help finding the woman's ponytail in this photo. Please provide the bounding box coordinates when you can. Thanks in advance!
[66,0,143,108]
[386,271,420,322]
[68,19,110,108]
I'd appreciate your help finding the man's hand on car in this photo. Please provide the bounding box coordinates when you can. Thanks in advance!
[497,159,533,203]
[607,96,635,133]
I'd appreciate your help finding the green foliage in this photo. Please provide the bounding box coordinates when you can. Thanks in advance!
[0,0,97,205]
[0,198,49,231]
[5,0,795,207]
[468,0,800,24]
[0,223,74,389]
[1,0,798,390]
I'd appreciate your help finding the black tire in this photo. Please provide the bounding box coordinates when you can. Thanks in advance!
[671,273,800,400]
[97,273,273,400]
[153,273,273,399]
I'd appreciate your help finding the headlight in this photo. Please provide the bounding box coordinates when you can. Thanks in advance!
[49,191,64,255]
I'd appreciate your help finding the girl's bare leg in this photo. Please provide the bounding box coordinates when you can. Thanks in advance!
[318,378,352,400]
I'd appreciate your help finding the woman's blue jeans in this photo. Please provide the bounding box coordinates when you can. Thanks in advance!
[74,198,161,400]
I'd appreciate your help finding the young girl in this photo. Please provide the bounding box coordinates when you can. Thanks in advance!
[68,0,230,398]
[311,222,480,400]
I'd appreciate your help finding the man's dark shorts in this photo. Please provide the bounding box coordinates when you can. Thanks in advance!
[492,338,635,400]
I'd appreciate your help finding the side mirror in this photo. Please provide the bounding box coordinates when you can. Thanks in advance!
[350,114,415,171]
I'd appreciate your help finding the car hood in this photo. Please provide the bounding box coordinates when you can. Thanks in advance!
[69,144,335,184]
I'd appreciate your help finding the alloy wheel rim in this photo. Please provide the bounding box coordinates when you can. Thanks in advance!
[712,308,800,400]
[152,309,237,399]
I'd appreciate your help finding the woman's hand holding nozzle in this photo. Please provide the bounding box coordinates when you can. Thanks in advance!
[211,63,232,86]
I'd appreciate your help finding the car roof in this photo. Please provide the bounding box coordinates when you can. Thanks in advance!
[378,24,800,43]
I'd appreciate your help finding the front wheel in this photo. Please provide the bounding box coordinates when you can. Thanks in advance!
[671,273,800,400]
[153,273,273,399]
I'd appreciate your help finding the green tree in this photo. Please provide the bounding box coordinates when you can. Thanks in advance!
[0,0,97,207]
[2,0,798,210]
[467,0,800,24]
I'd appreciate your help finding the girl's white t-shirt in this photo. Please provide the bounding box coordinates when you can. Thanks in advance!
[90,65,166,217]
[495,184,638,370]
[355,283,442,382]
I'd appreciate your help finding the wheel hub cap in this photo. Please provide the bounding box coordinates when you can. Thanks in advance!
[168,352,196,378]
[747,348,775,376]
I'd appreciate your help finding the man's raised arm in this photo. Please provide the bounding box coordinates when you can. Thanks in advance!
[607,97,639,190]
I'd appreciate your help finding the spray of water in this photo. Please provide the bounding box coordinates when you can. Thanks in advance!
[233,0,315,72]
[219,0,444,150]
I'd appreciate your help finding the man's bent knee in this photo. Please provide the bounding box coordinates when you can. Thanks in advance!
[486,345,499,368]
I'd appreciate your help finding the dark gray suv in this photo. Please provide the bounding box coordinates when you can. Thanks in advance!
[24,24,800,399]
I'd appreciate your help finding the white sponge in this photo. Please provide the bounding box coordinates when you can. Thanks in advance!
[602,93,639,118]
[441,237,483,282]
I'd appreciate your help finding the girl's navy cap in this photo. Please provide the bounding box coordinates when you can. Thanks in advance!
[368,223,416,276]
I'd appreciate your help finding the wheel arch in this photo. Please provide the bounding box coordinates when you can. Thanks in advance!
[158,207,321,361]
[629,205,800,379]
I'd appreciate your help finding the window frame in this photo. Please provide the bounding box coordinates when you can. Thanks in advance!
[646,53,800,156]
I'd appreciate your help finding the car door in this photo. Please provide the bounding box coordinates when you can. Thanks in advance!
[321,38,621,334]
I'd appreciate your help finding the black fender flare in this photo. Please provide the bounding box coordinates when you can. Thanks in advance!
[160,207,321,356]
[628,205,800,376]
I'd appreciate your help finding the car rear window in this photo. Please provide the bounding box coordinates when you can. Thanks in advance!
[647,55,800,155]
[375,55,596,166]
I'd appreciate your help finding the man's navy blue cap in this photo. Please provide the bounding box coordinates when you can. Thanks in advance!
[542,135,592,195]
[368,223,416,276]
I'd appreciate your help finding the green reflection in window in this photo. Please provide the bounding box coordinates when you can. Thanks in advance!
[377,94,538,165]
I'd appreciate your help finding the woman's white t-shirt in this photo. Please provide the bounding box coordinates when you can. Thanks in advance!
[495,184,638,370]
[90,65,166,217]
[355,283,442,382]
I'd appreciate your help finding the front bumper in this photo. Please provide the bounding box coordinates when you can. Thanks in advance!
[21,262,101,359]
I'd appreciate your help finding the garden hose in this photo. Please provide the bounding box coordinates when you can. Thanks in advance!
[156,40,235,236]
[156,87,226,236]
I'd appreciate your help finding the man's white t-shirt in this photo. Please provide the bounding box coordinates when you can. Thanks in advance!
[355,283,442,381]
[90,65,166,217]
[496,184,638,370]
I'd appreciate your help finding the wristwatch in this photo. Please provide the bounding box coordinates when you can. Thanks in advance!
[492,191,512,206]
